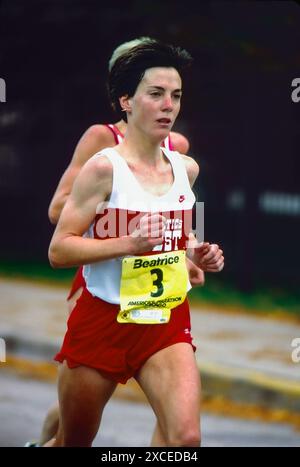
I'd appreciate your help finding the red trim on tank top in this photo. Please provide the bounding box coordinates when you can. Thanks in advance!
[105,124,124,144]
[166,135,174,150]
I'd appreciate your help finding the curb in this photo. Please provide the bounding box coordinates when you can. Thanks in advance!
[199,361,300,414]
[2,333,300,418]
[3,333,60,362]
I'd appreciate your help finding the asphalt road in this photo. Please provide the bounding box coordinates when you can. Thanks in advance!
[0,369,300,447]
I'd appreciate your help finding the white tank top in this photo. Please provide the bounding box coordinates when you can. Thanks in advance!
[83,146,195,304]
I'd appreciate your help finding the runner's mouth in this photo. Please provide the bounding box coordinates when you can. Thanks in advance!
[157,118,171,124]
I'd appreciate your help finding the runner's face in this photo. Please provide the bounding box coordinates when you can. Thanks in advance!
[129,67,182,141]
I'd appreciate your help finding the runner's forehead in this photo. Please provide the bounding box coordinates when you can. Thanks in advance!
[140,67,182,90]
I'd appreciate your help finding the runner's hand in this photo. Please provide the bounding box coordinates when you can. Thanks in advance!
[187,234,224,273]
[129,213,166,254]
[194,243,224,272]
[186,257,205,286]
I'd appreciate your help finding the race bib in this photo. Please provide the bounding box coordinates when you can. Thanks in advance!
[117,250,188,324]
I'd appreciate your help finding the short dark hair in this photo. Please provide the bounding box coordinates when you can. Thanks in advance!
[108,39,193,121]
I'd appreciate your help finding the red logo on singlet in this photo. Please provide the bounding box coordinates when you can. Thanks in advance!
[179,195,185,202]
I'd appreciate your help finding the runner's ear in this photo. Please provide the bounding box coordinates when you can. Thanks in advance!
[119,95,132,112]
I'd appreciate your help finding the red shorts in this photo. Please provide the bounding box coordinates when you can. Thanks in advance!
[55,288,196,384]
[67,267,86,301]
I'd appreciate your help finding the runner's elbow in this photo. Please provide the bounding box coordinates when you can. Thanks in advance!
[48,207,59,225]
[48,203,61,225]
[48,241,67,268]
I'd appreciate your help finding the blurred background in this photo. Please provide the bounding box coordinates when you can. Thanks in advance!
[0,0,299,311]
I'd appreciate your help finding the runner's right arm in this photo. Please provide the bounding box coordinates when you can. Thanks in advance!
[49,157,165,268]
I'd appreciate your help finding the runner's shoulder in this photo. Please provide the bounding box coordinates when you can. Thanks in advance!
[70,124,116,167]
[170,131,190,153]
[73,154,113,202]
[82,151,113,181]
[180,154,200,186]
[80,124,116,148]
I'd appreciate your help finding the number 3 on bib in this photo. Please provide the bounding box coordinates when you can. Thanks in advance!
[150,268,164,297]
[117,250,188,324]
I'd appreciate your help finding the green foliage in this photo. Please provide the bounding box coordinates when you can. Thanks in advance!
[189,276,300,317]
[0,260,76,284]
[0,261,299,316]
